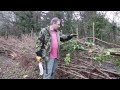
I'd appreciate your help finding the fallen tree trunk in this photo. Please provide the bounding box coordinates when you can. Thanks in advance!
[110,52,120,56]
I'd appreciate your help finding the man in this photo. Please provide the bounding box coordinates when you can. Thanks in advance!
[35,17,77,79]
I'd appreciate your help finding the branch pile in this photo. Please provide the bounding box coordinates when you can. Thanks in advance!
[0,36,36,68]
[57,56,120,79]
[57,38,120,79]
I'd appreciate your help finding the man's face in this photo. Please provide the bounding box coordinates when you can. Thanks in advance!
[53,21,60,30]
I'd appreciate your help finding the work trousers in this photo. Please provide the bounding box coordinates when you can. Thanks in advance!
[43,58,58,79]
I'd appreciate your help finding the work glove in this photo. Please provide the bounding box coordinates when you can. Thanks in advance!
[36,56,42,62]
[70,34,77,37]
[39,62,43,75]
[36,56,43,76]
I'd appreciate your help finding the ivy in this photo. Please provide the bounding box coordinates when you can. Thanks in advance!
[64,53,71,65]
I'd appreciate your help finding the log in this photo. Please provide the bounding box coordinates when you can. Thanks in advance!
[110,52,120,56]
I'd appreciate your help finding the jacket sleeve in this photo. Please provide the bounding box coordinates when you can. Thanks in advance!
[35,30,45,57]
[60,32,72,42]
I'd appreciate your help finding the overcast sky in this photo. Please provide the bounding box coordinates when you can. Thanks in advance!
[98,11,120,26]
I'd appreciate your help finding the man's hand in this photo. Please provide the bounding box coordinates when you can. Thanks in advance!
[70,34,77,37]
[36,56,42,62]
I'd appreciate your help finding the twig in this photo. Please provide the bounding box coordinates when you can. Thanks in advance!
[94,68,112,79]
[57,68,88,79]
[81,70,105,79]
[59,63,88,69]
[100,68,120,77]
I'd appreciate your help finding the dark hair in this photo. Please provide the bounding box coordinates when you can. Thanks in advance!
[50,17,60,25]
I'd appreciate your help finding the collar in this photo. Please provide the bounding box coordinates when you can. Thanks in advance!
[50,29,57,32]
